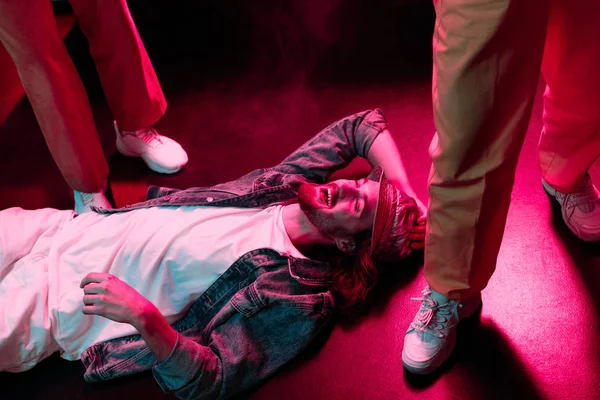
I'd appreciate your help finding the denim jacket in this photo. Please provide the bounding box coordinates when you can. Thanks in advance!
[81,109,389,399]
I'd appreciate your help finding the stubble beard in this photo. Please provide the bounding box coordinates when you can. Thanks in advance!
[297,183,336,237]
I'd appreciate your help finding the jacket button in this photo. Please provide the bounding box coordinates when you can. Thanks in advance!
[206,197,214,202]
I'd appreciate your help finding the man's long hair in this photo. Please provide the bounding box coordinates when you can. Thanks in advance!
[329,234,379,315]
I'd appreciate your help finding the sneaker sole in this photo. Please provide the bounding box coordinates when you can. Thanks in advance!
[402,347,450,375]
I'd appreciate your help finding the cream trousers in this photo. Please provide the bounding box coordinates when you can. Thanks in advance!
[425,0,600,299]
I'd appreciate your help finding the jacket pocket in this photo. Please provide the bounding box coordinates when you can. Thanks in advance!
[230,284,264,317]
[253,170,285,191]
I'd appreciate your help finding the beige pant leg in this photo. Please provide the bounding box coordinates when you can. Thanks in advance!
[539,0,600,193]
[0,0,108,193]
[68,0,167,131]
[425,0,549,299]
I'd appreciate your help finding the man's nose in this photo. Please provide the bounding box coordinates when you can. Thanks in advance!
[339,182,357,199]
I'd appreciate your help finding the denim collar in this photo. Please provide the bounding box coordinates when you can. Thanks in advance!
[288,256,334,286]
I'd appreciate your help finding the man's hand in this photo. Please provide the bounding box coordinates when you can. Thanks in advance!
[80,272,150,325]
[409,215,427,250]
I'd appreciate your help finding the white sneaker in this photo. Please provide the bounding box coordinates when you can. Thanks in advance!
[73,189,112,214]
[402,286,481,375]
[542,174,600,242]
[115,121,188,174]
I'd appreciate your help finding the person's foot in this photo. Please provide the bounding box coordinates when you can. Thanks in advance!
[115,121,188,174]
[402,286,481,375]
[73,189,112,214]
[542,174,600,242]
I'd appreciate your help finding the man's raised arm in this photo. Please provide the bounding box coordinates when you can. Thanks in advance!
[273,108,425,213]
[367,128,426,214]
[272,109,389,183]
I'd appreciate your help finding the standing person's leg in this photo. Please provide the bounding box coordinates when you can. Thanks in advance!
[402,0,550,374]
[0,0,108,195]
[68,0,188,174]
[539,0,600,242]
[0,207,74,372]
[68,0,165,131]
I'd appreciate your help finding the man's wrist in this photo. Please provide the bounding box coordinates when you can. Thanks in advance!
[130,301,179,362]
[131,301,158,330]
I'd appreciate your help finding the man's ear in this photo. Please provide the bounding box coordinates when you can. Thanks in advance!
[334,237,358,255]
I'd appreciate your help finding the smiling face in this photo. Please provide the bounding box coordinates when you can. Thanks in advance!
[297,177,380,239]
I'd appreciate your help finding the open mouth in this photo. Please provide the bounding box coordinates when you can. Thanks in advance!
[321,186,336,208]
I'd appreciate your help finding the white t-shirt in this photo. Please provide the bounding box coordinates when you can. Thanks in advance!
[46,205,304,360]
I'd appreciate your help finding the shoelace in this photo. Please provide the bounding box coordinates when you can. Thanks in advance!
[128,127,163,148]
[564,188,597,211]
[410,288,453,338]
[560,179,598,217]
[79,192,95,205]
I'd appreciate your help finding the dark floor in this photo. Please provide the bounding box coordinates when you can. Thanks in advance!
[1,2,599,399]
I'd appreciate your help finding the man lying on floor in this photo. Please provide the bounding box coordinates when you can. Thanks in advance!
[0,109,425,399]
